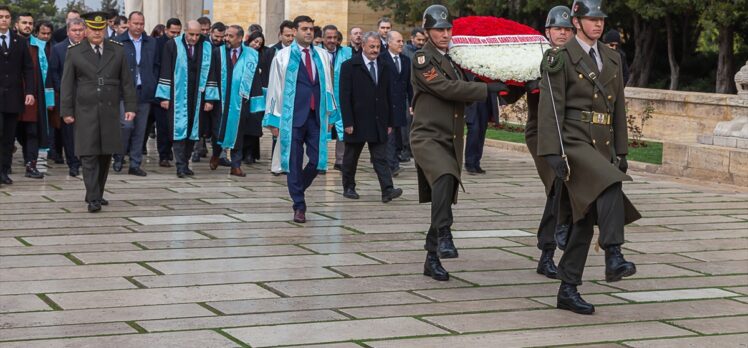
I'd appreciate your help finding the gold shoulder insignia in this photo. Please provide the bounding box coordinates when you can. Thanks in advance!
[108,39,124,46]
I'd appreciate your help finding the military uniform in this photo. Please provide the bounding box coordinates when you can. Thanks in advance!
[537,0,640,315]
[60,12,137,212]
[410,5,490,282]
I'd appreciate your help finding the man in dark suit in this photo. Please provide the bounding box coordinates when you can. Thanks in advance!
[0,5,35,186]
[381,30,413,175]
[340,32,403,203]
[464,83,499,175]
[52,10,80,44]
[151,18,181,168]
[60,12,137,212]
[112,11,158,176]
[376,17,391,51]
[348,26,362,56]
[49,18,85,177]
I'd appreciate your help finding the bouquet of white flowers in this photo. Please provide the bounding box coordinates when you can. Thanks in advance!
[450,16,550,85]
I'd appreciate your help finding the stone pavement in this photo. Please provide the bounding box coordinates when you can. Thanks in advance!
[1,142,747,347]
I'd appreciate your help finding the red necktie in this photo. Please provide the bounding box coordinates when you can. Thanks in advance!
[231,48,238,66]
[303,48,315,111]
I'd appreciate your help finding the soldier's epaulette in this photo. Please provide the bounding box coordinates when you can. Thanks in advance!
[541,46,565,73]
[68,41,81,49]
[413,50,430,69]
[108,39,123,46]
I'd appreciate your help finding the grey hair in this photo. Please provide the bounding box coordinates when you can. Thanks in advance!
[386,30,400,43]
[362,31,380,44]
[67,17,84,26]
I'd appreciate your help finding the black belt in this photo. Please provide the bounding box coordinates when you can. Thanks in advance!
[79,78,120,86]
[565,109,611,125]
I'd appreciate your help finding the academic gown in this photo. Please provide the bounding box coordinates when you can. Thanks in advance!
[262,42,336,173]
[19,36,56,149]
[155,35,219,142]
[328,46,352,140]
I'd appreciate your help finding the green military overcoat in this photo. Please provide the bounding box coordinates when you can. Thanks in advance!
[410,41,488,203]
[525,91,556,194]
[537,38,640,224]
[60,38,137,156]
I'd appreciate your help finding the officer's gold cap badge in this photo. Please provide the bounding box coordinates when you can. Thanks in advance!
[82,11,109,30]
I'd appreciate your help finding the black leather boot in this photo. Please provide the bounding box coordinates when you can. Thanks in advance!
[554,224,570,250]
[605,245,637,282]
[536,248,558,279]
[25,161,44,179]
[423,252,449,281]
[436,227,458,259]
[557,281,595,314]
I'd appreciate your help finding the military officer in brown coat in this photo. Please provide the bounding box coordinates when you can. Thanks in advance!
[411,5,506,281]
[60,12,137,212]
[537,0,641,314]
[525,5,575,280]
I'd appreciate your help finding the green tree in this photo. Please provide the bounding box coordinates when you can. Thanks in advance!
[0,0,57,21]
[699,0,746,93]
[100,0,119,13]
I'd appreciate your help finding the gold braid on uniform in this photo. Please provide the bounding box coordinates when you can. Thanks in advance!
[541,47,565,74]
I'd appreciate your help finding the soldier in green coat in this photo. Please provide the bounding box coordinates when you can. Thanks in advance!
[537,0,641,314]
[60,12,137,213]
[410,5,506,281]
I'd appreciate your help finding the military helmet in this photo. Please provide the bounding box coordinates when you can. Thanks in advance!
[571,0,607,18]
[545,6,573,28]
[423,5,452,29]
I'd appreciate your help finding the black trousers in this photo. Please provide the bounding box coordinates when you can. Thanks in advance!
[0,113,19,173]
[557,182,626,285]
[536,193,558,251]
[80,155,111,203]
[173,139,195,173]
[16,121,39,164]
[342,141,394,193]
[424,174,457,252]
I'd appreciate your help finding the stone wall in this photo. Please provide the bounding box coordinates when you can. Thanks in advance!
[212,0,261,27]
[625,87,746,144]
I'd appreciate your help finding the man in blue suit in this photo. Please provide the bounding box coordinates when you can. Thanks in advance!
[113,11,158,176]
[381,31,413,175]
[48,17,85,177]
[263,16,335,223]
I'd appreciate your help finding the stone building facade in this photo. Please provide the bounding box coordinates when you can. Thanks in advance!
[125,0,411,43]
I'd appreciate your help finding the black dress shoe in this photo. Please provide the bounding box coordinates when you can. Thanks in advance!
[191,152,201,162]
[333,164,342,171]
[293,209,306,223]
[24,162,44,179]
[436,227,459,259]
[99,198,109,206]
[0,172,13,185]
[555,224,570,250]
[177,171,186,178]
[128,167,147,177]
[536,248,558,279]
[474,166,486,174]
[159,160,172,167]
[464,166,479,175]
[605,245,637,282]
[343,187,359,199]
[423,252,449,281]
[112,160,123,172]
[184,168,195,176]
[381,188,403,203]
[87,201,101,213]
[218,158,231,167]
[557,282,595,314]
[69,167,79,177]
[318,170,327,175]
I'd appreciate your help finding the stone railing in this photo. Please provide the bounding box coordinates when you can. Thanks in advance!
[625,87,746,144]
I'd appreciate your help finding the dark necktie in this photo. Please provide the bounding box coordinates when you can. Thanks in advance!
[95,45,102,60]
[394,55,401,73]
[303,48,315,111]
[589,48,599,71]
[231,48,238,66]
[189,45,194,58]
[444,53,458,76]
[369,61,377,84]
[0,34,7,53]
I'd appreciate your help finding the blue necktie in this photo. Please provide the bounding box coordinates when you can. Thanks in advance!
[369,61,377,84]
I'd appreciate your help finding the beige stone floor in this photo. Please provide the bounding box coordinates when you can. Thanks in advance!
[1,140,747,347]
